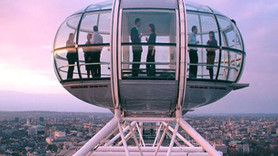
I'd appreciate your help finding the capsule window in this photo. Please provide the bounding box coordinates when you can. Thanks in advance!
[77,11,112,79]
[120,9,177,79]
[53,15,81,80]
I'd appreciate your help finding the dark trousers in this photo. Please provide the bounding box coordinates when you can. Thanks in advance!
[146,51,155,77]
[92,52,101,78]
[189,49,198,79]
[132,51,142,77]
[209,69,214,80]
[67,54,77,79]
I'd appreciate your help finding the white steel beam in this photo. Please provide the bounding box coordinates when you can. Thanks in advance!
[153,123,162,147]
[167,123,179,156]
[162,121,194,147]
[118,121,130,156]
[154,122,169,156]
[73,117,118,156]
[95,147,203,152]
[179,119,222,156]
[166,132,182,147]
[105,121,136,146]
[136,122,146,147]
[123,117,176,122]
[129,123,144,156]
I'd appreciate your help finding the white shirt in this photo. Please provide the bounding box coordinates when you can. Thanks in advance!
[188,33,197,45]
[91,32,103,44]
[188,33,198,50]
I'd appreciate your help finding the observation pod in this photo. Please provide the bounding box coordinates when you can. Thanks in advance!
[53,0,249,156]
[53,0,248,116]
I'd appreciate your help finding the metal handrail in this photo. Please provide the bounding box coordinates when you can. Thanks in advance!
[121,62,176,65]
[188,63,239,71]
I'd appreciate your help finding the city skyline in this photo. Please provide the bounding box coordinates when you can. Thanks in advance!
[0,0,278,114]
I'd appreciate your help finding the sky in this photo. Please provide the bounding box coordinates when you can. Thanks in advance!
[0,0,277,114]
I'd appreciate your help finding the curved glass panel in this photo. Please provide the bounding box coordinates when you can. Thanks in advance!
[186,47,220,80]
[54,15,81,49]
[78,12,111,44]
[121,9,177,79]
[54,15,81,81]
[78,11,112,79]
[78,45,111,79]
[121,0,177,9]
[185,2,212,13]
[218,50,243,81]
[217,16,243,51]
[187,13,219,46]
[54,48,79,80]
[86,0,113,12]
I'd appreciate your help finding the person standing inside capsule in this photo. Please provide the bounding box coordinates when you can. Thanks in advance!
[66,33,77,79]
[206,31,217,80]
[91,26,103,78]
[131,18,143,77]
[83,33,94,78]
[146,24,156,77]
[188,26,199,79]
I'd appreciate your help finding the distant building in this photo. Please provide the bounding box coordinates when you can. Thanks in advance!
[27,125,45,136]
[240,118,244,124]
[242,144,250,153]
[26,118,31,126]
[54,131,66,139]
[229,141,250,154]
[39,117,44,122]
[14,117,19,122]
[214,144,228,154]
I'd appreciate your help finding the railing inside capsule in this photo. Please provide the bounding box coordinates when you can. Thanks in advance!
[187,44,244,82]
[53,45,111,81]
[120,43,177,80]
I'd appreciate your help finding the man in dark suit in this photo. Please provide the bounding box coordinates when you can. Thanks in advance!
[130,18,143,77]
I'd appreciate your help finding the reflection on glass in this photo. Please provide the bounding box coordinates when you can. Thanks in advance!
[217,16,242,50]
[54,15,81,49]
[54,49,79,80]
[66,33,77,79]
[53,11,112,81]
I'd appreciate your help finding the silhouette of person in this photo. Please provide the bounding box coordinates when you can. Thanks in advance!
[66,33,77,79]
[188,26,199,79]
[83,33,94,78]
[91,26,103,78]
[130,18,143,77]
[206,31,217,80]
[146,24,156,77]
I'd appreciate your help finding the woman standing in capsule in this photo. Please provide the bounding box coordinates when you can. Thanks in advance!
[146,24,156,77]
[206,31,217,80]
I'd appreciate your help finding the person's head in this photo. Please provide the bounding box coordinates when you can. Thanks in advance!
[209,31,215,40]
[93,26,98,32]
[68,33,74,41]
[87,33,92,41]
[148,24,155,33]
[191,25,198,34]
[135,18,141,27]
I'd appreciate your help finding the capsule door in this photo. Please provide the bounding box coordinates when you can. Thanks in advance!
[117,8,180,116]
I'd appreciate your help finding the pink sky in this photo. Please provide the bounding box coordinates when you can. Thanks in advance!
[0,0,277,113]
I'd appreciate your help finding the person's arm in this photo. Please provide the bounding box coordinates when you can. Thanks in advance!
[149,34,156,56]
